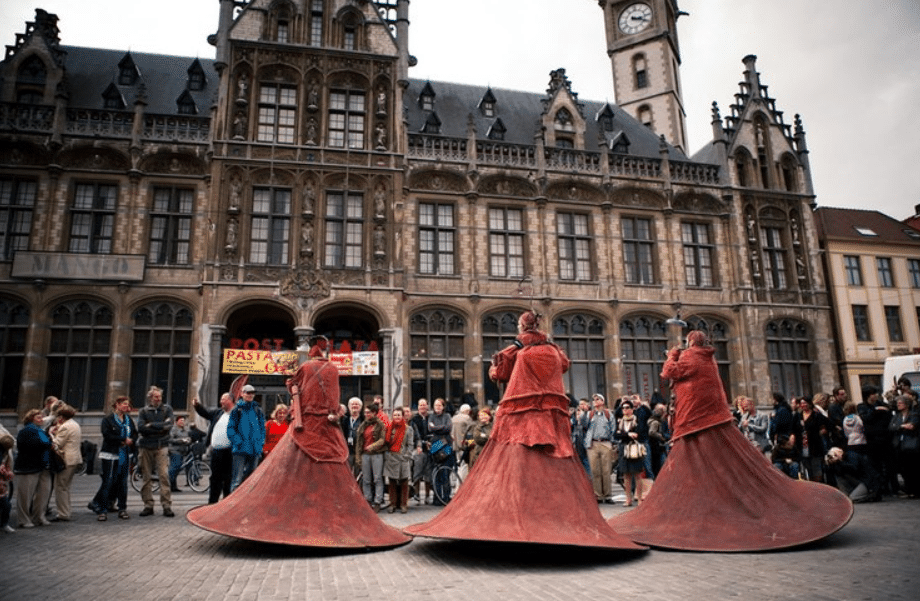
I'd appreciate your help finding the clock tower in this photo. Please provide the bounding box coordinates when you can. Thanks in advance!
[598,0,688,153]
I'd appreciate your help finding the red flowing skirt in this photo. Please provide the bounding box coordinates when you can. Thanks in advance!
[404,438,646,550]
[186,430,411,549]
[608,421,853,551]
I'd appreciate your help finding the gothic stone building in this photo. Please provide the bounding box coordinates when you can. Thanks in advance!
[0,1,836,427]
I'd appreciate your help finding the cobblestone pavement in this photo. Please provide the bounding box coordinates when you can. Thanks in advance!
[0,474,916,601]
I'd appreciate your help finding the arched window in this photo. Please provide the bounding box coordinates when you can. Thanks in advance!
[685,316,731,400]
[765,319,813,399]
[46,301,113,411]
[553,314,607,401]
[0,298,29,410]
[619,316,668,402]
[16,55,46,103]
[734,148,752,187]
[131,302,193,406]
[410,309,466,407]
[633,54,648,89]
[481,311,520,406]
[638,105,652,129]
[309,0,324,46]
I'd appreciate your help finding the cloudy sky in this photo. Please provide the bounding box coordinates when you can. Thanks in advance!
[2,0,918,220]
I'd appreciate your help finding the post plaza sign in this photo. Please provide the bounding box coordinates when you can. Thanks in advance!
[12,251,146,281]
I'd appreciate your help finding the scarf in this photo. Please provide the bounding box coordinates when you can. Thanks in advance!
[116,412,130,467]
[386,420,407,453]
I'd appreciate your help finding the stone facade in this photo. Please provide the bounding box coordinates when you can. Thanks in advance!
[0,1,838,433]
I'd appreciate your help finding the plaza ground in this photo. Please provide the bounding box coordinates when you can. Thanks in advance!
[0,473,916,601]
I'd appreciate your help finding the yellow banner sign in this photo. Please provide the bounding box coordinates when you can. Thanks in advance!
[222,349,299,375]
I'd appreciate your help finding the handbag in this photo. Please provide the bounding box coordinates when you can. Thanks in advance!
[625,440,647,460]
[429,438,453,463]
[900,433,919,453]
[50,449,66,473]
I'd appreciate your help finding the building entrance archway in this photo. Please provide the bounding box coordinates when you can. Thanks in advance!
[313,305,383,408]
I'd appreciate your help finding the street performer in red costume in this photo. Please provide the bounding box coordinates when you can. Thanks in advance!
[608,330,853,551]
[405,310,645,550]
[187,339,410,549]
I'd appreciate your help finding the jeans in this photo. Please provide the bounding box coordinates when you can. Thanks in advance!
[230,453,259,492]
[361,453,384,504]
[92,457,129,514]
[167,451,184,488]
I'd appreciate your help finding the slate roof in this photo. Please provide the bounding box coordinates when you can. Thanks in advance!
[815,207,920,245]
[49,46,697,163]
[403,79,690,161]
[59,46,219,115]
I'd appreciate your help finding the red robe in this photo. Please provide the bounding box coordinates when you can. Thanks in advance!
[608,343,853,551]
[405,330,645,550]
[186,358,410,549]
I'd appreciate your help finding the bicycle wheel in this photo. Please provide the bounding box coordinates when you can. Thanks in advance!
[186,460,211,493]
[432,465,462,505]
[130,464,160,493]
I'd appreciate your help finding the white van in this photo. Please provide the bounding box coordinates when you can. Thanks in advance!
[882,354,920,396]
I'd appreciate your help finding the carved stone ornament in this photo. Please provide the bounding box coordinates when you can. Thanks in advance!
[280,266,331,300]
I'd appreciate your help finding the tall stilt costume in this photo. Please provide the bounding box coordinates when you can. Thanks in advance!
[405,311,646,551]
[187,342,410,549]
[608,331,853,551]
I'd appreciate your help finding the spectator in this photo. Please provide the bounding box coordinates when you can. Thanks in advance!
[227,384,266,492]
[137,386,174,517]
[339,397,364,476]
[90,396,137,521]
[828,387,848,448]
[615,399,647,506]
[582,393,615,503]
[49,404,82,521]
[0,433,15,532]
[647,404,671,476]
[428,398,455,506]
[410,398,432,504]
[859,385,894,494]
[13,409,54,528]
[262,404,290,457]
[632,394,655,482]
[571,399,591,476]
[771,434,801,479]
[451,403,473,473]
[738,395,770,454]
[357,403,386,511]
[467,407,493,470]
[193,393,235,504]
[384,407,414,513]
[842,401,867,455]
[797,396,830,482]
[770,392,799,448]
[167,415,193,492]
[888,395,920,498]
[825,446,882,503]
[373,395,390,428]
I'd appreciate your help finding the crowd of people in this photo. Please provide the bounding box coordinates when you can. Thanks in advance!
[2,371,917,534]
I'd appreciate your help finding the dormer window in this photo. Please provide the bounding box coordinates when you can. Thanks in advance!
[597,104,615,132]
[177,90,197,115]
[487,118,506,141]
[102,83,126,109]
[16,55,47,104]
[556,137,574,149]
[479,88,497,117]
[610,132,630,154]
[117,53,139,86]
[419,82,436,111]
[422,111,441,134]
[555,108,573,127]
[187,59,206,91]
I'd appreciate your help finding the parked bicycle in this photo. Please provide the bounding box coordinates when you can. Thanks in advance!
[130,445,211,493]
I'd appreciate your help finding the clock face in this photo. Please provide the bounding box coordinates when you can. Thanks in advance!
[619,2,653,34]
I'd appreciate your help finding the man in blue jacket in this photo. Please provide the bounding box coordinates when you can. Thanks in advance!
[227,384,265,492]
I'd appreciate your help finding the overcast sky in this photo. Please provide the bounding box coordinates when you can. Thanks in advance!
[2,0,918,220]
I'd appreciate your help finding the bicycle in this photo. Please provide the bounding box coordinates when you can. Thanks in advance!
[130,447,211,493]
[428,438,463,505]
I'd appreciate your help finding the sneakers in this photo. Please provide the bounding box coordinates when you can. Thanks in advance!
[2,524,15,533]
[139,507,154,517]
[20,522,35,528]
[118,511,130,520]
[163,508,175,518]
